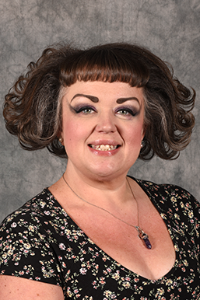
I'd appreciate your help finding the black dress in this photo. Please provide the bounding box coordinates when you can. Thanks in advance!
[0,178,200,299]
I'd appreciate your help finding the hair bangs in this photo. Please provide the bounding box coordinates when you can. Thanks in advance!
[60,47,150,88]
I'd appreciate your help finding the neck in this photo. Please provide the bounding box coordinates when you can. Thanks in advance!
[66,158,130,187]
[63,165,132,207]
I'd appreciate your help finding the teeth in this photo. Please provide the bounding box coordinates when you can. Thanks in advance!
[91,144,118,151]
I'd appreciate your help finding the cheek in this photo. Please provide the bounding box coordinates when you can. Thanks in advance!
[62,118,77,146]
[125,123,144,146]
[62,117,88,146]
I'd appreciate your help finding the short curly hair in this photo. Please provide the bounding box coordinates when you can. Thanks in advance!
[3,42,195,160]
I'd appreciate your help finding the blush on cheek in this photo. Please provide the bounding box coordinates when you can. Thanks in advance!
[62,121,85,151]
[128,130,143,145]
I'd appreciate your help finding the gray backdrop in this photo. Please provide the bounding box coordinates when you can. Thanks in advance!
[0,0,200,222]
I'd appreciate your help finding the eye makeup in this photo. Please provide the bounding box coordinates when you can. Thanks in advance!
[69,104,96,114]
[69,103,140,118]
[115,105,140,117]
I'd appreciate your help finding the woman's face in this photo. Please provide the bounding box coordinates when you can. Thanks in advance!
[61,81,145,181]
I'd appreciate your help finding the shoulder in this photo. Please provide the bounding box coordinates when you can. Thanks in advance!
[0,188,68,251]
[130,176,200,216]
[0,188,62,229]
[134,177,200,227]
[132,177,200,237]
[134,177,197,202]
[0,188,58,248]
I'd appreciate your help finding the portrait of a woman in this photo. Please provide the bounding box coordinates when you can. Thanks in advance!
[0,42,199,299]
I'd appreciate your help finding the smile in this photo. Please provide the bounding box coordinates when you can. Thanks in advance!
[89,144,118,151]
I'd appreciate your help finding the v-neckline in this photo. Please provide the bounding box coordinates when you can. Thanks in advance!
[45,176,179,282]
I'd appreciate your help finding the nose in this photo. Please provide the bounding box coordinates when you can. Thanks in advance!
[95,111,117,133]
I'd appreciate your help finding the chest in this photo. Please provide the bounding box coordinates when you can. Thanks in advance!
[64,201,176,281]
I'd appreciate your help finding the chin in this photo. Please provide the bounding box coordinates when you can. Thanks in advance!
[86,166,126,181]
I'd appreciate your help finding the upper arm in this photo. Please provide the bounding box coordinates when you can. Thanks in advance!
[0,275,64,300]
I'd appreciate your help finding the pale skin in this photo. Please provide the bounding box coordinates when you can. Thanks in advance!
[0,81,176,299]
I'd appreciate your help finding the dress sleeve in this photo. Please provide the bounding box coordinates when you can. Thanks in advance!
[0,209,63,286]
[182,190,200,246]
[167,185,200,251]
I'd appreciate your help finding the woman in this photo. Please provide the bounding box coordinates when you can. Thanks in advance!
[0,43,199,299]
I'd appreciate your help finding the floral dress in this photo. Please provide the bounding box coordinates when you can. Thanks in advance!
[0,177,200,299]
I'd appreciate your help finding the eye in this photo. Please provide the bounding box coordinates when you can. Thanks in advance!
[117,109,131,115]
[80,107,95,114]
[116,107,138,117]
[70,105,96,114]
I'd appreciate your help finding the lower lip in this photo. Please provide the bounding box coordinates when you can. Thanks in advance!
[88,146,120,156]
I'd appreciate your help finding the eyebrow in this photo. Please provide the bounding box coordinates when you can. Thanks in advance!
[71,94,99,103]
[71,94,140,104]
[116,97,140,104]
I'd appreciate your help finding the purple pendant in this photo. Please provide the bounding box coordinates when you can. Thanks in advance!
[135,226,152,249]
[142,235,152,249]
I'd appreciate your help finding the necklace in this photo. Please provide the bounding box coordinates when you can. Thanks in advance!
[62,174,152,249]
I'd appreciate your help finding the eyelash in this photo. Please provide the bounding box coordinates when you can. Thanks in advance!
[71,105,96,114]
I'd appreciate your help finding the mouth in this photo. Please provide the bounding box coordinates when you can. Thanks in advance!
[89,144,120,151]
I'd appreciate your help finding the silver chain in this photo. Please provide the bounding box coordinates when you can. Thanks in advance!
[62,174,140,230]
[62,174,152,249]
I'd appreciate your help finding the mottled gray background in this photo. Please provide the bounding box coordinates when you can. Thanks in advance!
[0,0,200,222]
